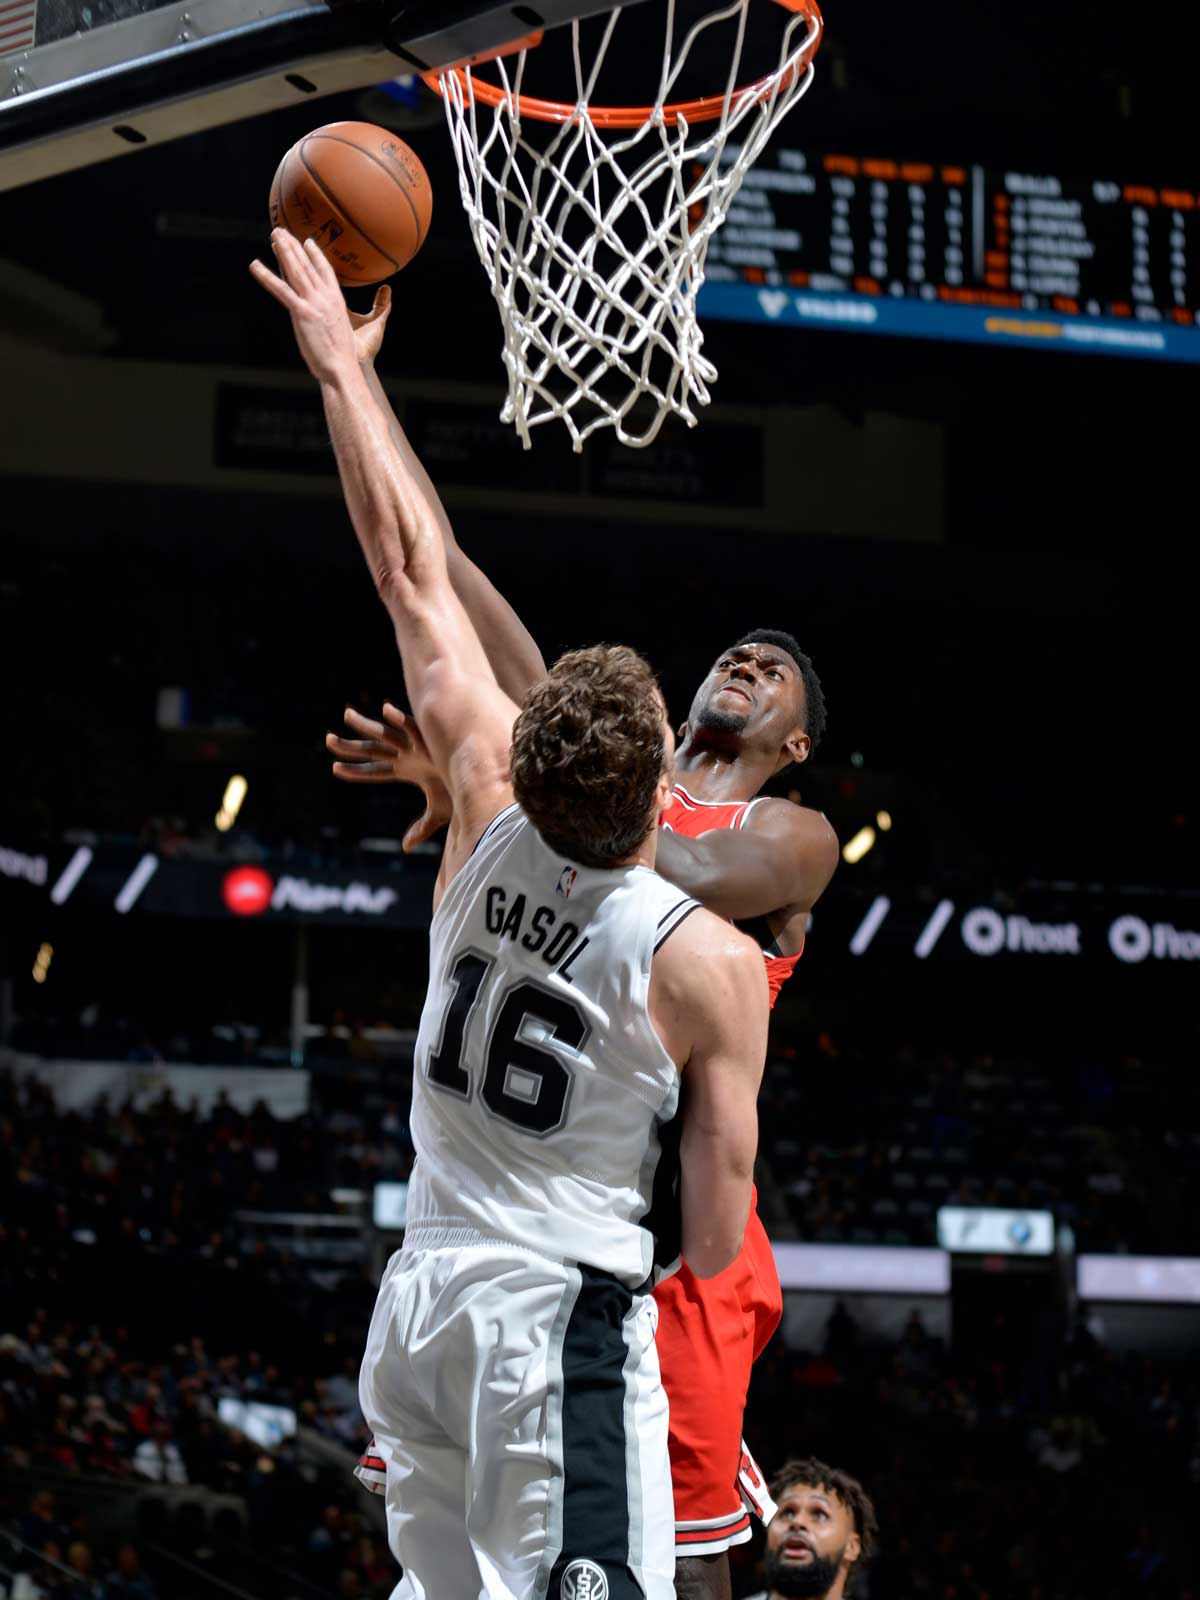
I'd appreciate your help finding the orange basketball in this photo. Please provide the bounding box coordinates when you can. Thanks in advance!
[269,122,433,287]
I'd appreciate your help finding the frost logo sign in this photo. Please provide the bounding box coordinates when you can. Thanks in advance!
[1108,915,1200,965]
[960,907,1081,957]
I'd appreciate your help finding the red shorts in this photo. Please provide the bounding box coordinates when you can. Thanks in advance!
[653,1192,783,1556]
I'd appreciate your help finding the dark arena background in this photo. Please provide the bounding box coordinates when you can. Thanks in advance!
[2,2,1199,1597]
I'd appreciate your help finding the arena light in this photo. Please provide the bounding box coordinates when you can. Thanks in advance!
[876,810,893,832]
[842,825,876,864]
[215,775,248,833]
[31,941,53,983]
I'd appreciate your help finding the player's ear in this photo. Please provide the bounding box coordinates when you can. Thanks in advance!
[845,1528,862,1567]
[653,767,674,817]
[676,721,688,742]
[782,727,811,768]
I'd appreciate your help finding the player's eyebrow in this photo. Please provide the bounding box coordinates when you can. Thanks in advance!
[718,645,792,670]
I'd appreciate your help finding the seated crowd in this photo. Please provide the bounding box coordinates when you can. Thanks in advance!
[3,1038,1199,1598]
[762,1031,1200,1253]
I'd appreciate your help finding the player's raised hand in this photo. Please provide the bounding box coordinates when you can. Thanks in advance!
[348,285,392,366]
[249,229,358,384]
[326,703,453,852]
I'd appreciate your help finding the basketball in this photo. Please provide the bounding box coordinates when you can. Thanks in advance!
[269,122,433,287]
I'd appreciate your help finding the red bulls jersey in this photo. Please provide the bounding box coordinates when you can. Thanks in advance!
[661,784,803,1006]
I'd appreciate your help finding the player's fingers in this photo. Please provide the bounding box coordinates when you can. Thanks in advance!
[342,708,389,741]
[249,259,303,313]
[331,761,399,783]
[326,733,378,758]
[303,236,341,294]
[272,228,318,293]
[372,285,392,323]
[381,702,419,741]
[403,808,442,852]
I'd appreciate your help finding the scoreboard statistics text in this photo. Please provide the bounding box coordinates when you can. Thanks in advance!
[698,147,1200,362]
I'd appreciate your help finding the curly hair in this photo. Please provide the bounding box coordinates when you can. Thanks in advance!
[510,644,667,869]
[734,628,827,753]
[770,1457,878,1593]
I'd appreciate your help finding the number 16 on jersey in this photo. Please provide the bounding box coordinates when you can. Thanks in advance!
[426,950,590,1137]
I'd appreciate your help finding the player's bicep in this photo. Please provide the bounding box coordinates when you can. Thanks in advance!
[742,802,840,914]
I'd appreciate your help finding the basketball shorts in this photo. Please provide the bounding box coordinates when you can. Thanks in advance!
[653,1200,783,1556]
[356,1238,674,1600]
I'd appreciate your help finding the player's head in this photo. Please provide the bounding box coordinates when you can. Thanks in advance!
[511,644,673,869]
[683,629,826,775]
[762,1458,877,1599]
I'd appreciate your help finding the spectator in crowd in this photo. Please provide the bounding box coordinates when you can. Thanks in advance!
[15,1495,67,1557]
[102,1547,158,1600]
[132,1421,187,1486]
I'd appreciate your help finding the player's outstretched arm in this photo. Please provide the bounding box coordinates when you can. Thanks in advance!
[652,914,768,1278]
[251,232,515,884]
[349,285,547,703]
[657,800,839,921]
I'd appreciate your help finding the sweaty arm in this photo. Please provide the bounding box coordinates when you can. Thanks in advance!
[322,368,520,895]
[650,913,769,1278]
[360,362,547,703]
[656,798,839,930]
[251,233,518,900]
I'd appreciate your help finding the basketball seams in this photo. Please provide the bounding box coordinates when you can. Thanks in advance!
[274,145,299,237]
[298,137,401,274]
[306,132,428,251]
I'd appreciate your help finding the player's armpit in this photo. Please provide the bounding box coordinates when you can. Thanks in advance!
[653,916,768,1278]
[656,799,839,922]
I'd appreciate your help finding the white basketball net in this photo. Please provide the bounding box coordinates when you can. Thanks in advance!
[434,0,821,451]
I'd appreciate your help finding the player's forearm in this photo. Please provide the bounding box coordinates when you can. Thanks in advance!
[320,362,447,612]
[362,362,546,702]
[679,1122,755,1278]
[362,361,458,550]
[656,829,780,922]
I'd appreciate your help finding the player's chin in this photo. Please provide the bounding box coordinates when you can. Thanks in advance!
[696,704,749,737]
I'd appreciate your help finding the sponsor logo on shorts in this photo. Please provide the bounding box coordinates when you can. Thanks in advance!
[561,1559,608,1600]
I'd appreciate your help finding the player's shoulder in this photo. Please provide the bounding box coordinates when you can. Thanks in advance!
[649,902,766,1061]
[654,901,764,997]
[746,795,839,863]
[746,793,836,841]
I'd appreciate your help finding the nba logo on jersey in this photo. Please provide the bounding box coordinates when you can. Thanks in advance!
[556,866,578,899]
[561,1560,608,1600]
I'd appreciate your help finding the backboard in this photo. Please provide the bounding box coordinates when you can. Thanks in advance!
[0,0,647,190]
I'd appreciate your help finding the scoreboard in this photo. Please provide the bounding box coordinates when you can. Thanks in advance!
[698,147,1200,363]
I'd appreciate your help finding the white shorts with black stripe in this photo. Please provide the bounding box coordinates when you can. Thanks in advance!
[357,1241,673,1600]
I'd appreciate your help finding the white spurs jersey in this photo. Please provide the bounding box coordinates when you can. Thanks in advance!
[405,804,699,1288]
